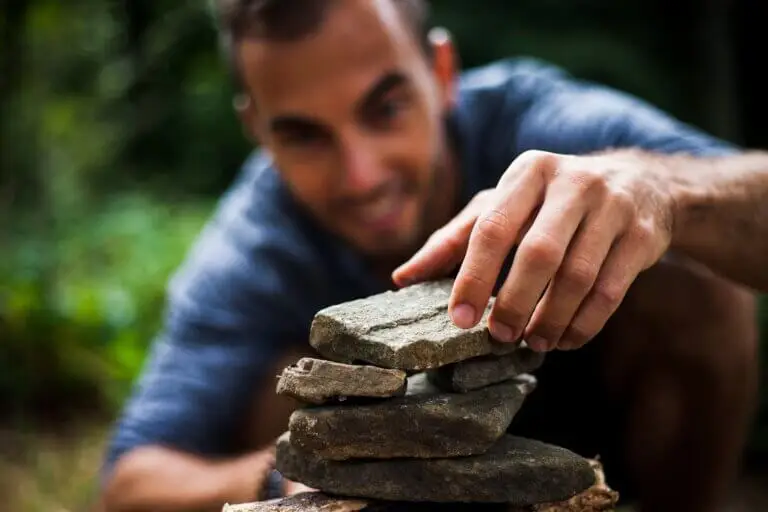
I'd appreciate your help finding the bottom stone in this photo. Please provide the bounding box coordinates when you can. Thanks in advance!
[222,493,505,511]
[275,432,596,505]
[224,459,618,511]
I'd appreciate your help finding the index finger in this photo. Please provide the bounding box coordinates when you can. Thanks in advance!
[449,167,544,329]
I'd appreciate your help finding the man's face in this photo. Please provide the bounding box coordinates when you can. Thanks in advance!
[237,0,455,258]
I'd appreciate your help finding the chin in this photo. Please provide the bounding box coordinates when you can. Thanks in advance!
[334,199,425,258]
[349,225,420,260]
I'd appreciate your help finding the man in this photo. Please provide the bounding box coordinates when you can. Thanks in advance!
[98,0,768,511]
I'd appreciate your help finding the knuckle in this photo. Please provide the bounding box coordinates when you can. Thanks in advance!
[568,168,605,193]
[516,149,560,175]
[517,149,548,164]
[592,279,627,310]
[561,257,599,291]
[521,234,563,269]
[441,231,464,253]
[608,188,635,214]
[459,263,494,288]
[626,223,659,262]
[474,208,510,244]
[630,220,656,245]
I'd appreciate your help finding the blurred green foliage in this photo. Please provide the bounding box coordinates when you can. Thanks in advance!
[1,196,213,419]
[1,0,766,454]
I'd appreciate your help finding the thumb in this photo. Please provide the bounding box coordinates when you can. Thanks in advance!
[392,194,487,287]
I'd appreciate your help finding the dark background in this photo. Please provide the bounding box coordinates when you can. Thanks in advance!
[1,0,767,508]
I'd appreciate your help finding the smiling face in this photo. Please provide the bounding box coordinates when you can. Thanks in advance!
[235,0,457,259]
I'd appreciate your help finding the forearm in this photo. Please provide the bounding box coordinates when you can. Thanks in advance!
[100,446,273,512]
[666,150,768,290]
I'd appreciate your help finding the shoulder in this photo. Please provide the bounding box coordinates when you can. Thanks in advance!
[455,56,643,141]
[453,57,574,188]
[456,57,569,113]
[455,56,737,166]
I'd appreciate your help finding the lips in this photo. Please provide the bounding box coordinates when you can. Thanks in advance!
[343,182,410,232]
[359,191,402,224]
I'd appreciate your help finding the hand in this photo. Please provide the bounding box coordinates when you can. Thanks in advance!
[282,478,317,496]
[232,445,276,502]
[393,149,674,352]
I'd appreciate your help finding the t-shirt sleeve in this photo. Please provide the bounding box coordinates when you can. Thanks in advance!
[479,58,740,175]
[101,159,329,480]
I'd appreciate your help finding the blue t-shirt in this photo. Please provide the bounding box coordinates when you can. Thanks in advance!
[102,57,737,477]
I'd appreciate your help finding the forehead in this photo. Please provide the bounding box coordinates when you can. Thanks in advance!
[237,0,425,118]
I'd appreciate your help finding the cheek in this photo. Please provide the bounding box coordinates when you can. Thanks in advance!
[275,157,337,212]
[391,114,441,186]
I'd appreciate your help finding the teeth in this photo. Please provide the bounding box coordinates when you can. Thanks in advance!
[360,193,399,223]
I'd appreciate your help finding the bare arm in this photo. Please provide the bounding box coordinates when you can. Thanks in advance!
[669,150,768,291]
[100,445,274,512]
[98,346,310,512]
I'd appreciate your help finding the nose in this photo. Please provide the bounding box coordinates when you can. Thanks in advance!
[338,133,389,196]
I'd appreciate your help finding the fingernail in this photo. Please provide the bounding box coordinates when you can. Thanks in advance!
[490,322,516,343]
[527,335,549,352]
[451,303,476,328]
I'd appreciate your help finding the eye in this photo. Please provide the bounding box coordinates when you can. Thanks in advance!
[366,92,411,129]
[378,98,404,119]
[277,126,329,148]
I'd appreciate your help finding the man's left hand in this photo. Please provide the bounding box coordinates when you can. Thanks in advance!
[393,149,674,352]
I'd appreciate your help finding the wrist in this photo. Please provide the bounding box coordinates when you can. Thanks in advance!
[666,157,718,254]
[208,451,275,505]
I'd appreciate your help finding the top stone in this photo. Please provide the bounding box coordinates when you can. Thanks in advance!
[309,280,517,370]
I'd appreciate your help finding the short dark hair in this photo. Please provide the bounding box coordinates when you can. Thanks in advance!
[210,0,432,78]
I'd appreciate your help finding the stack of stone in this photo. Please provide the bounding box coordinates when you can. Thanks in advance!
[225,280,618,511]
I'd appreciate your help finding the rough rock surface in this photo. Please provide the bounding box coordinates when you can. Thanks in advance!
[222,493,371,511]
[288,375,535,460]
[276,358,407,405]
[309,280,518,370]
[533,459,619,511]
[223,459,618,511]
[222,493,510,511]
[429,344,545,392]
[275,432,596,505]
[223,460,618,511]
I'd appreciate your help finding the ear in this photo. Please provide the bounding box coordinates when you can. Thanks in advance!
[233,93,262,144]
[429,27,458,110]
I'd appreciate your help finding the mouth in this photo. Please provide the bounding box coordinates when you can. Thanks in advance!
[348,184,409,232]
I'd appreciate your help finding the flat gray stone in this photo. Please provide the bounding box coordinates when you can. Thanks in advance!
[288,375,535,460]
[223,493,516,511]
[428,344,545,392]
[276,358,407,405]
[222,493,371,511]
[223,462,617,511]
[222,492,559,511]
[309,280,518,370]
[275,432,597,505]
[222,493,524,511]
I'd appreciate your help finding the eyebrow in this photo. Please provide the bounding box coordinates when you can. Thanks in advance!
[268,71,409,133]
[270,114,323,135]
[356,71,408,113]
